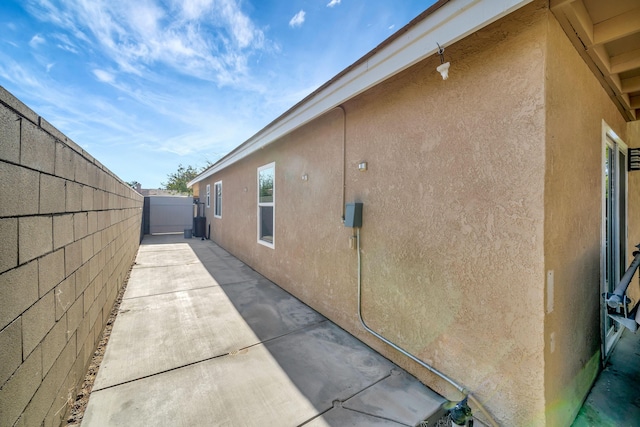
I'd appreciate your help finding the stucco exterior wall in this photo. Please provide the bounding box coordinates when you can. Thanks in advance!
[202,108,350,322]
[344,3,548,425]
[0,87,143,427]
[542,12,631,427]
[197,3,549,425]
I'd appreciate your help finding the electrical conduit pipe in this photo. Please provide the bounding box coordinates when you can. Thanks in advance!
[356,228,499,427]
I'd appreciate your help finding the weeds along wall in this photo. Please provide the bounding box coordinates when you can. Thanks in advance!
[0,86,143,427]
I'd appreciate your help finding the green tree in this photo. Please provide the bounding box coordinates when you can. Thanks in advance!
[162,162,213,195]
[162,164,199,195]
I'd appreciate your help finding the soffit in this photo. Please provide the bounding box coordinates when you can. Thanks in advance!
[551,0,640,121]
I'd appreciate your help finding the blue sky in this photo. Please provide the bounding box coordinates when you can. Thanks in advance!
[1,0,434,188]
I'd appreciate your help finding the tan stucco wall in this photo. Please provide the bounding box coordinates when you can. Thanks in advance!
[197,3,550,425]
[345,3,549,425]
[543,11,631,427]
[202,108,349,322]
[0,87,143,427]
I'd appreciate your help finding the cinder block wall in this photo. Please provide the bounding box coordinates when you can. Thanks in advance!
[0,86,143,427]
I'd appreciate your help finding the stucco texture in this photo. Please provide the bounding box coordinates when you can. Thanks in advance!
[343,3,548,425]
[202,109,351,326]
[194,1,640,425]
[543,10,630,427]
[198,3,551,425]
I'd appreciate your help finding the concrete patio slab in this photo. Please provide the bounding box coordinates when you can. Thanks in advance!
[82,235,448,426]
[342,370,447,426]
[189,245,248,269]
[304,405,407,426]
[85,322,396,427]
[259,322,395,405]
[219,279,327,338]
[94,280,326,390]
[133,244,200,266]
[84,347,323,426]
[125,262,218,298]
[204,265,265,285]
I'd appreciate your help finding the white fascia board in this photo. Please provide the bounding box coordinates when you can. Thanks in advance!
[189,0,533,187]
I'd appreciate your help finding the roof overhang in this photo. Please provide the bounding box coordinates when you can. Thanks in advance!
[551,0,640,121]
[189,0,534,187]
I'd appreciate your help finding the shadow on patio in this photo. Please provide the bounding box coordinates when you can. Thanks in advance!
[80,234,450,426]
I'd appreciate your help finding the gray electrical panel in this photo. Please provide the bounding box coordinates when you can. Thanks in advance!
[344,203,363,228]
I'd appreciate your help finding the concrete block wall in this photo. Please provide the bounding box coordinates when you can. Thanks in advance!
[0,86,143,427]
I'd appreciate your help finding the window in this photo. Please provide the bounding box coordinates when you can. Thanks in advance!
[257,163,275,247]
[214,181,222,218]
[206,184,210,208]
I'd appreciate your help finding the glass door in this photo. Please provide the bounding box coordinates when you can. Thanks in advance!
[602,125,628,357]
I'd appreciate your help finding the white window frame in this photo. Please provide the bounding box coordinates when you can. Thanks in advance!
[214,181,222,219]
[206,184,210,208]
[257,162,275,248]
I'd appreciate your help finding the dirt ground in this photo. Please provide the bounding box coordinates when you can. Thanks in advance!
[64,269,131,426]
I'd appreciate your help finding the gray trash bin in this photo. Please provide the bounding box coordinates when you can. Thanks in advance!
[184,228,192,239]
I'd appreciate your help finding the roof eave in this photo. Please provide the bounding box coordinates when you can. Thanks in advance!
[189,0,534,188]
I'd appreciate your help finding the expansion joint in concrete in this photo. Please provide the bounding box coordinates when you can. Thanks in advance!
[92,352,231,393]
[239,319,330,350]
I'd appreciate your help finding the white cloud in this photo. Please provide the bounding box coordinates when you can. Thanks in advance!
[388,24,395,30]
[29,34,45,48]
[289,10,305,28]
[179,0,213,20]
[128,2,164,35]
[53,33,80,53]
[327,0,341,7]
[154,127,239,156]
[93,69,115,83]
[46,63,55,72]
[0,59,41,90]
[217,0,264,49]
[26,0,268,87]
[0,56,142,139]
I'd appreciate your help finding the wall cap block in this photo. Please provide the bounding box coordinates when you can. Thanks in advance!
[0,85,38,125]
